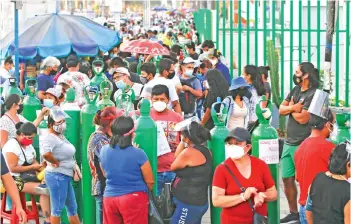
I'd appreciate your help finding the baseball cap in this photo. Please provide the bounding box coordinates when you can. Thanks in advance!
[225,127,251,143]
[44,87,62,99]
[182,57,195,65]
[114,67,130,77]
[194,60,201,68]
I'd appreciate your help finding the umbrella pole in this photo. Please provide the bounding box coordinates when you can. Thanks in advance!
[12,0,20,83]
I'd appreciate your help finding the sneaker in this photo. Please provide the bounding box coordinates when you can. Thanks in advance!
[35,183,50,195]
[280,212,300,223]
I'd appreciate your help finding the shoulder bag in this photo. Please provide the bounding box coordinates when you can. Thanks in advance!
[223,164,268,224]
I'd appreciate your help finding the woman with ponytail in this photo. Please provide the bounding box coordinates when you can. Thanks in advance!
[99,116,154,224]
[87,106,122,223]
[170,119,212,224]
[2,122,51,223]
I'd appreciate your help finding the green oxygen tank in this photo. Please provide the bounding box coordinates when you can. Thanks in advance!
[22,79,42,160]
[136,55,144,75]
[96,80,115,109]
[61,88,82,219]
[331,107,350,144]
[208,97,228,224]
[81,85,99,224]
[155,56,161,74]
[115,87,136,119]
[37,111,48,163]
[90,58,107,88]
[6,77,22,99]
[134,99,157,194]
[251,95,279,224]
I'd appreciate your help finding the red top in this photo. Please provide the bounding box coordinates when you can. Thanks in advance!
[150,108,183,172]
[294,136,335,205]
[212,156,275,224]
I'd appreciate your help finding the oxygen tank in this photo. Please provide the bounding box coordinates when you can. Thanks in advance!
[96,80,115,109]
[6,78,22,99]
[90,58,107,88]
[208,97,228,224]
[115,87,136,119]
[251,95,279,224]
[80,85,99,224]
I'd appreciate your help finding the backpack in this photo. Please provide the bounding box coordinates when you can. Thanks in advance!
[179,77,197,114]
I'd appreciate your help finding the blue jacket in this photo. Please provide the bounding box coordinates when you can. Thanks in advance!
[222,96,250,129]
[216,62,231,85]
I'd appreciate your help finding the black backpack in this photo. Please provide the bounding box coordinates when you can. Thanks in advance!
[179,77,197,114]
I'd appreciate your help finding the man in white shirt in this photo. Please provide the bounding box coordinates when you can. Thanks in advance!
[57,54,90,108]
[140,58,181,114]
[112,67,143,105]
[0,57,14,99]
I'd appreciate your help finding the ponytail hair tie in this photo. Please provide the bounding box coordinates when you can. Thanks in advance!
[123,127,136,137]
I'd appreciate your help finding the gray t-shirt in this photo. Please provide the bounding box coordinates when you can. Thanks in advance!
[41,133,76,177]
[285,86,316,145]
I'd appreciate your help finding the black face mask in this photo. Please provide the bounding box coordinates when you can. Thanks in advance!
[50,70,57,76]
[168,72,175,79]
[140,77,148,85]
[293,74,303,85]
[17,104,23,114]
[238,88,247,98]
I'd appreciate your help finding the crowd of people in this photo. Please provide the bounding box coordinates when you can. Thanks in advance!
[0,13,350,224]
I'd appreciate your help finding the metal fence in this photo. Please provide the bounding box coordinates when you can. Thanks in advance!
[194,0,350,107]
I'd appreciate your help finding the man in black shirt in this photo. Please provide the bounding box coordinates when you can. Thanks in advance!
[185,42,199,60]
[279,62,319,223]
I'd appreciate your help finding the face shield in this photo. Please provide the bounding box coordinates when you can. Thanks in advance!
[49,106,70,122]
[174,116,200,132]
[308,89,330,119]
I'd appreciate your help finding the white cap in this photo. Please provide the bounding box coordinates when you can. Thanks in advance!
[45,87,61,98]
[194,60,201,68]
[114,67,130,77]
[41,56,60,69]
[182,57,196,65]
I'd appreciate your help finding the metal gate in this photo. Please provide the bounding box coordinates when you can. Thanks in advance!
[194,0,350,107]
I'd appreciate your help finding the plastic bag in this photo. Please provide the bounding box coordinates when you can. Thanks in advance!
[148,192,164,224]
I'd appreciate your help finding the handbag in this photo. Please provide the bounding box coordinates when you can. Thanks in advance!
[223,164,268,224]
[155,183,176,219]
[148,192,165,224]
[20,170,40,183]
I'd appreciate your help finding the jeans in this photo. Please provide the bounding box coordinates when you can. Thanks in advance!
[171,197,208,224]
[299,205,308,224]
[157,171,176,196]
[95,195,103,224]
[45,171,78,217]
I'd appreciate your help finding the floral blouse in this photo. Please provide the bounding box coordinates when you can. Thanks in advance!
[57,71,90,108]
[87,131,110,196]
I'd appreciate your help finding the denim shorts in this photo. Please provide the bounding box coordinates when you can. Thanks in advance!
[45,171,78,217]
[299,205,307,224]
[157,171,176,196]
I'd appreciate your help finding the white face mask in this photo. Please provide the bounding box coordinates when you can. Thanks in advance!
[225,144,246,159]
[210,59,218,67]
[153,101,167,112]
[53,122,66,134]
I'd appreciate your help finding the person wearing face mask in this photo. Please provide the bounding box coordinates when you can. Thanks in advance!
[0,56,15,99]
[37,56,61,100]
[41,107,80,224]
[99,116,154,224]
[212,127,278,224]
[140,58,182,114]
[140,62,157,85]
[87,106,123,223]
[305,141,351,224]
[279,62,319,224]
[179,57,202,119]
[208,49,231,86]
[43,86,63,108]
[294,109,336,224]
[170,119,212,224]
[149,85,183,195]
[112,67,143,108]
[109,46,119,59]
[0,94,48,148]
[222,77,251,130]
[2,122,51,224]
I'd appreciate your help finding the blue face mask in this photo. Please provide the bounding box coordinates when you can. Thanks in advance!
[115,80,127,90]
[184,69,194,77]
[43,99,54,108]
[110,54,117,58]
[195,73,203,80]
